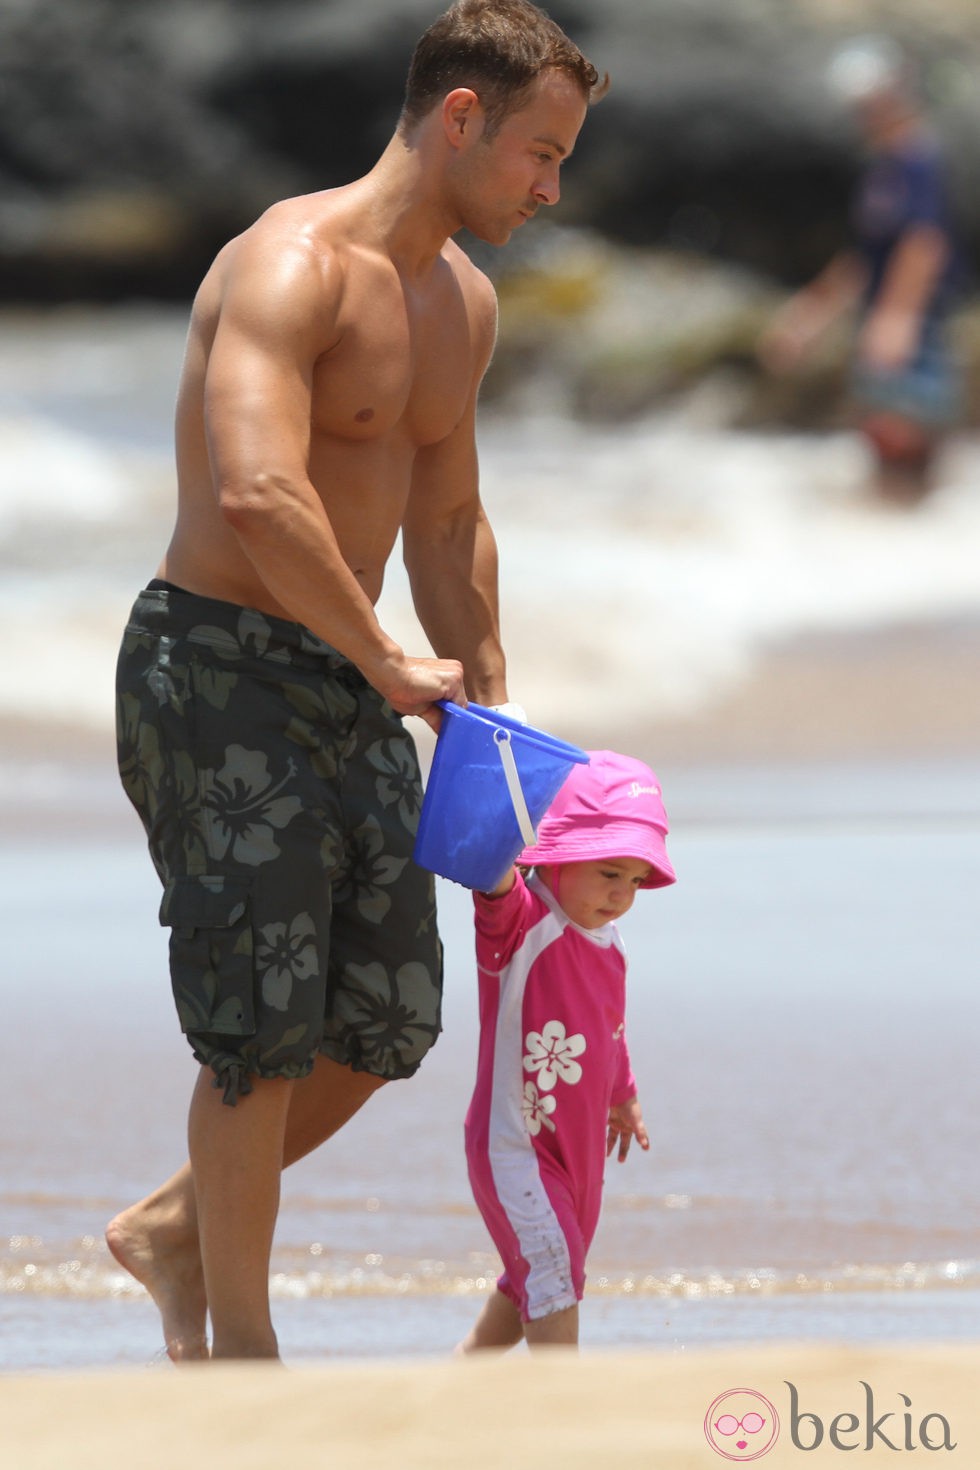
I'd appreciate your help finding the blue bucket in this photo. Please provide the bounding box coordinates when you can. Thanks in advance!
[413,702,589,891]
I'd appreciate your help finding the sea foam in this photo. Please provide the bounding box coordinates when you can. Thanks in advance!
[1,310,978,733]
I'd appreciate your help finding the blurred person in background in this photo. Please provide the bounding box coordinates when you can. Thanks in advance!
[760,36,964,503]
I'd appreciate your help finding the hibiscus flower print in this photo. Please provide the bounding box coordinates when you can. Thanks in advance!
[282,677,353,781]
[257,913,319,1012]
[190,609,279,663]
[523,1020,586,1092]
[116,689,163,818]
[521,1081,557,1136]
[329,960,441,1073]
[202,744,303,866]
[365,738,422,831]
[334,815,408,923]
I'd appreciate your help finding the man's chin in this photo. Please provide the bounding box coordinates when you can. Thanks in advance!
[465,220,517,248]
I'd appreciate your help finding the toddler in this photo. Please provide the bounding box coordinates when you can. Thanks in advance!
[459,749,675,1351]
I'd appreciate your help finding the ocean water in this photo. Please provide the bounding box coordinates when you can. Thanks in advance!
[1,306,979,1370]
[3,771,979,1370]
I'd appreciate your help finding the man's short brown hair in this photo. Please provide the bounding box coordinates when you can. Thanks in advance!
[400,0,607,137]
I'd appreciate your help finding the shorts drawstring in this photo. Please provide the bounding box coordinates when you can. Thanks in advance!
[214,1063,254,1107]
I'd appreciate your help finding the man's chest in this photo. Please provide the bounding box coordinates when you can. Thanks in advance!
[312,268,476,446]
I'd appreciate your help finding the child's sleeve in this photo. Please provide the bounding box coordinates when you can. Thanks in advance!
[610,1027,637,1108]
[474,872,535,970]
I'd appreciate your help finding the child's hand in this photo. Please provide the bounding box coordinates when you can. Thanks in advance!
[606,1097,650,1163]
[484,865,517,898]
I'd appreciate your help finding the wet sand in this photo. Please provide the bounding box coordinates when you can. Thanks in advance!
[639,616,980,765]
[3,614,974,778]
[4,1344,976,1468]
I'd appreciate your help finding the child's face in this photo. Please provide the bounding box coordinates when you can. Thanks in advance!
[543,858,651,930]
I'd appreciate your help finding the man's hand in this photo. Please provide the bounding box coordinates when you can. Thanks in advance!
[857,308,919,374]
[757,316,810,375]
[373,653,466,731]
[606,1096,650,1164]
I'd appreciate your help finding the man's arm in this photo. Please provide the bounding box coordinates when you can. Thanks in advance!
[202,226,464,723]
[758,250,868,374]
[402,275,508,707]
[857,224,950,372]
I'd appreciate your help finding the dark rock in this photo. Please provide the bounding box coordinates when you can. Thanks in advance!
[1,0,978,301]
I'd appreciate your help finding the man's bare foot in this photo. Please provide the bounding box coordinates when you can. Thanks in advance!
[106,1196,209,1363]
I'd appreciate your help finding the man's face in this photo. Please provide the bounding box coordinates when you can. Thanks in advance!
[854,88,915,149]
[452,69,588,245]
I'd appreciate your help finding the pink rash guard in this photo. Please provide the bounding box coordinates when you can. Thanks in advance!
[464,870,637,1321]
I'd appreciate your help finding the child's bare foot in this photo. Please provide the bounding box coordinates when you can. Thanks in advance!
[106,1196,209,1363]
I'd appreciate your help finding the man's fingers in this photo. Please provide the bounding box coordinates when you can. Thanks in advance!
[417,703,444,734]
[385,657,466,718]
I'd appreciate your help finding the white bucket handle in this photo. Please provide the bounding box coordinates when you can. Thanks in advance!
[493,728,537,848]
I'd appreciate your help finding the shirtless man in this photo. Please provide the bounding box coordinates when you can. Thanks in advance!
[107,0,605,1362]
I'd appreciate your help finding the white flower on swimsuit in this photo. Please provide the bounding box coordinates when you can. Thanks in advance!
[521,1081,557,1136]
[523,1020,586,1092]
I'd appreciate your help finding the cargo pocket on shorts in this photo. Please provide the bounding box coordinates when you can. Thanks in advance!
[159,875,256,1037]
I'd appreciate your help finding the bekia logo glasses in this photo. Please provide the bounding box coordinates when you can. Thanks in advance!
[704,1389,780,1461]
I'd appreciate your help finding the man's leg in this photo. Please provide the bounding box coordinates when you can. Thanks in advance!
[189,1067,291,1360]
[106,1056,385,1360]
[105,1165,208,1362]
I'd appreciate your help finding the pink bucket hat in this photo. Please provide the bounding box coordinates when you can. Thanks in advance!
[518,750,676,889]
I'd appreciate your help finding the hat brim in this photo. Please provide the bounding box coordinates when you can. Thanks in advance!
[517,833,676,889]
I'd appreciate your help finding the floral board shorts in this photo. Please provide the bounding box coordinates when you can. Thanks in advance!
[116,582,443,1104]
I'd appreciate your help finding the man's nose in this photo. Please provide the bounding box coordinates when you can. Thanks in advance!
[534,170,560,207]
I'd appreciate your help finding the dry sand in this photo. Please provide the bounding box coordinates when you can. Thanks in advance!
[4,1344,976,1468]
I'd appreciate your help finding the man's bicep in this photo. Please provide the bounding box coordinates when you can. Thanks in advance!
[205,334,310,478]
[203,250,333,489]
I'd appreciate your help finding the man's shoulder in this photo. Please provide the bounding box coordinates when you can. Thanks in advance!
[442,239,498,340]
[241,191,353,263]
[207,192,355,312]
[443,238,495,296]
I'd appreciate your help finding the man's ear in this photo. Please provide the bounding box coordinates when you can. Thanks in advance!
[442,87,483,148]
